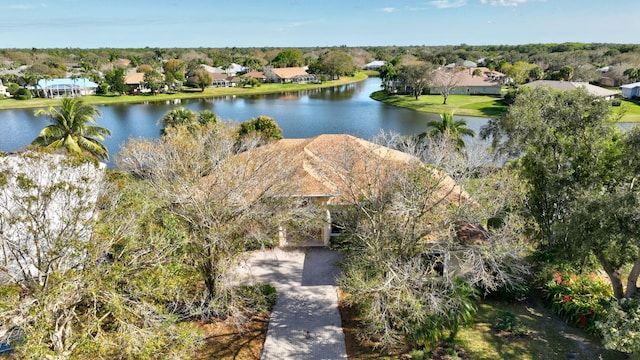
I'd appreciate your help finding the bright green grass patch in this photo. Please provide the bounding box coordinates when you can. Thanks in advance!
[617,99,640,122]
[370,91,507,118]
[457,298,626,360]
[0,73,367,111]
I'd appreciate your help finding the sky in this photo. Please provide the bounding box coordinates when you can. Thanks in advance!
[1,0,638,49]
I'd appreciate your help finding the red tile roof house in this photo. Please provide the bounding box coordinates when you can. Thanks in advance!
[263,66,318,84]
[430,67,507,96]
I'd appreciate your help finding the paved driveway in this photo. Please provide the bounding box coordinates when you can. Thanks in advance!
[237,247,347,359]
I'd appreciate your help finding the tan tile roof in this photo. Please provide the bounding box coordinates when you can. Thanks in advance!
[271,67,309,79]
[206,134,465,205]
[210,73,228,80]
[242,71,267,79]
[524,80,618,98]
[124,72,145,84]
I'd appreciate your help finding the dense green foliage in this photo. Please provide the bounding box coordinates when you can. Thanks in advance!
[482,85,640,353]
[310,50,356,80]
[14,87,31,100]
[103,67,127,94]
[237,115,283,142]
[270,49,305,68]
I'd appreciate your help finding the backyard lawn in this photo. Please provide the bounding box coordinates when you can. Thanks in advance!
[617,98,640,122]
[370,91,507,118]
[372,91,640,122]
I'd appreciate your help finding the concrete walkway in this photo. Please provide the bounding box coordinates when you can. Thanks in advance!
[237,247,347,360]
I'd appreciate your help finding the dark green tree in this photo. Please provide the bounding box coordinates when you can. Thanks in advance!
[317,51,355,80]
[271,49,304,68]
[242,57,263,72]
[481,86,640,299]
[623,67,640,82]
[399,63,433,100]
[104,67,127,94]
[528,66,545,82]
[160,107,197,135]
[558,65,574,81]
[379,63,398,92]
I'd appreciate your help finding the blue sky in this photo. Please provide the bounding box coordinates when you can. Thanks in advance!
[1,0,638,48]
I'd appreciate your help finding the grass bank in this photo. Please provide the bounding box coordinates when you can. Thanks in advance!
[0,73,367,111]
[371,90,640,122]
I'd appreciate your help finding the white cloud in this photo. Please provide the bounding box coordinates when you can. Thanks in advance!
[431,0,467,9]
[480,0,535,6]
[379,7,396,13]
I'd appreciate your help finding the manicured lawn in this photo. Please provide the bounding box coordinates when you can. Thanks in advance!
[617,98,640,122]
[0,73,367,111]
[372,91,640,122]
[370,91,507,118]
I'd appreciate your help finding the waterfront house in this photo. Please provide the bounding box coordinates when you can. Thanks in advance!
[363,60,386,70]
[523,80,618,100]
[37,78,99,98]
[429,67,506,96]
[263,66,317,84]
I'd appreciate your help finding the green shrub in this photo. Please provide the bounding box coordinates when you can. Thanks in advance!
[7,82,20,95]
[409,349,426,360]
[14,88,31,100]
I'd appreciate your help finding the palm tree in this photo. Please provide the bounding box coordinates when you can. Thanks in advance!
[32,97,111,161]
[159,107,197,135]
[421,112,475,151]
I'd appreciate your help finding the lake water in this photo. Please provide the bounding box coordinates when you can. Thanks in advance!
[0,78,491,163]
